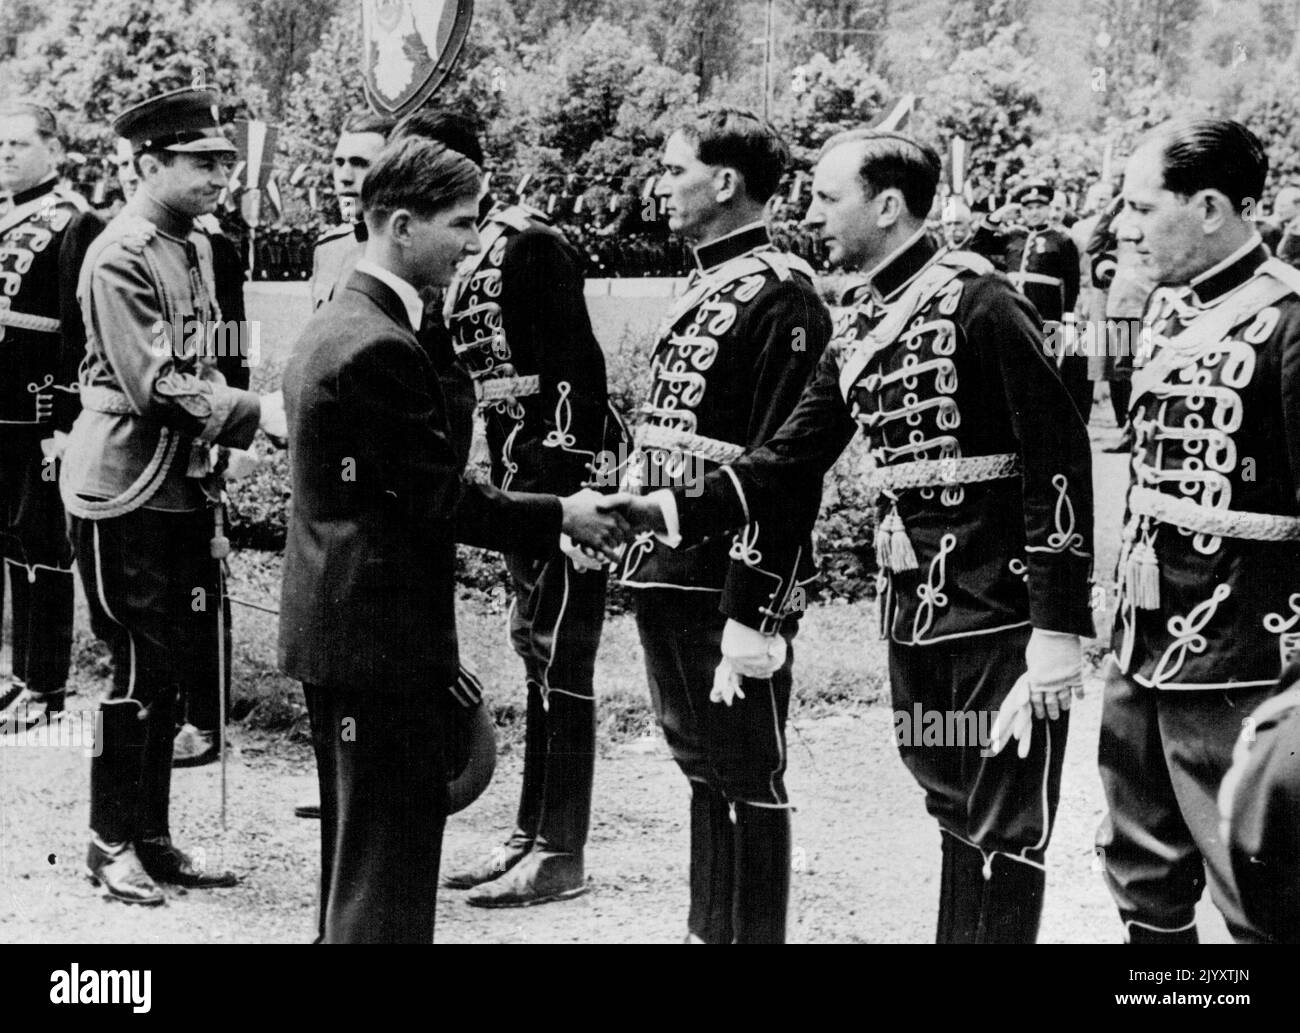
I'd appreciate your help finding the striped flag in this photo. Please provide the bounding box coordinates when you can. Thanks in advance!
[873,94,916,132]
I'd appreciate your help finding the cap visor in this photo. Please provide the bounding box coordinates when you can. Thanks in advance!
[166,138,237,154]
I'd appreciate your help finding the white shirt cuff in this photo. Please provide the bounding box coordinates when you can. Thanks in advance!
[648,489,681,548]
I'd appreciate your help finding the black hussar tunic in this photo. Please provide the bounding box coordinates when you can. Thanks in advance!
[0,178,102,699]
[1098,240,1300,944]
[673,229,1093,859]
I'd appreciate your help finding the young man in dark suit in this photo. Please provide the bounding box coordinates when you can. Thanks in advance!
[278,136,626,944]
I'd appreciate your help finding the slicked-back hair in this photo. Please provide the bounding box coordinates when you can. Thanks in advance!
[674,107,789,204]
[342,111,396,138]
[0,101,59,142]
[1143,118,1267,214]
[819,129,941,219]
[391,110,484,168]
[360,136,482,227]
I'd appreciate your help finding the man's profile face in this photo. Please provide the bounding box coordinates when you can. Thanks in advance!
[333,131,386,219]
[804,142,881,270]
[1022,199,1050,229]
[145,152,232,218]
[1113,144,1208,285]
[405,194,482,289]
[0,114,58,195]
[655,131,724,242]
[116,161,140,200]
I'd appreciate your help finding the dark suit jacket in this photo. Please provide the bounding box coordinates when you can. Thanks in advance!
[278,270,562,692]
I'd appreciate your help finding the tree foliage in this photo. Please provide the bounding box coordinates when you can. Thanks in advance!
[777,47,890,162]
[238,0,343,120]
[915,28,1044,200]
[11,0,264,156]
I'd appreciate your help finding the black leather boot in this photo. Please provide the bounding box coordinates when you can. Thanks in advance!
[137,835,238,888]
[137,689,178,843]
[936,833,987,944]
[90,701,149,844]
[732,802,791,944]
[687,783,735,944]
[441,830,532,890]
[86,838,164,906]
[977,853,1046,944]
[1127,922,1199,944]
[466,688,593,908]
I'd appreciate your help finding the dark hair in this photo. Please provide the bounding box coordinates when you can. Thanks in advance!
[1144,118,1267,214]
[819,129,941,219]
[361,137,482,226]
[342,111,396,138]
[0,101,59,142]
[391,110,484,168]
[674,107,789,204]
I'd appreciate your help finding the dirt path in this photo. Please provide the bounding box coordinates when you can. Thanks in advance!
[0,673,1229,944]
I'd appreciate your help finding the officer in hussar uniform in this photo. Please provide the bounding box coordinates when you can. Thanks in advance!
[1097,118,1300,944]
[432,111,625,909]
[977,180,1087,419]
[308,112,393,312]
[0,102,102,730]
[622,129,1094,943]
[617,108,833,944]
[61,88,287,905]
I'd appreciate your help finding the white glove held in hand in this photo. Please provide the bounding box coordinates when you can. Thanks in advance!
[986,673,1033,759]
[721,619,786,678]
[710,658,745,706]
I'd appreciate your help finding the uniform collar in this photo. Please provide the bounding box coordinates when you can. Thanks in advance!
[354,257,424,332]
[1187,234,1267,304]
[129,189,195,238]
[863,225,937,302]
[10,176,58,207]
[692,221,770,273]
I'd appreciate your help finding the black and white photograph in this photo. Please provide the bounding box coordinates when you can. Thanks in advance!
[0,0,1296,997]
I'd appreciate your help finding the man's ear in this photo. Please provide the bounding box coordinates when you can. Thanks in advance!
[1198,189,1237,234]
[389,208,413,244]
[713,166,742,206]
[875,188,905,229]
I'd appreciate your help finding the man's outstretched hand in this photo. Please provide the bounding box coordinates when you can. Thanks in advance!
[602,492,668,535]
[560,489,633,561]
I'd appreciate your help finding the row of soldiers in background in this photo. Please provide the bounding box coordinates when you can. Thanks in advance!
[935,177,1300,452]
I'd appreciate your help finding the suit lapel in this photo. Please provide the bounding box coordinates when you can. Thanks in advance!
[344,270,414,333]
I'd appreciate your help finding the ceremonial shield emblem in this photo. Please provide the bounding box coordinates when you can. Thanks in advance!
[361,0,475,119]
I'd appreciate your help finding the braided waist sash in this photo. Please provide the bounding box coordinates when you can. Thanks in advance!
[0,308,60,334]
[475,374,539,405]
[635,423,746,465]
[1129,485,1300,542]
[866,452,1020,493]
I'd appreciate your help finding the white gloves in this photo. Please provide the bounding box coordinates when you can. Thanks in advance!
[561,533,608,572]
[40,431,69,461]
[222,447,260,482]
[258,389,287,444]
[710,620,787,706]
[987,629,1084,759]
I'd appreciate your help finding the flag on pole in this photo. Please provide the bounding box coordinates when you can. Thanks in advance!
[950,137,967,196]
[873,94,916,132]
[264,172,283,222]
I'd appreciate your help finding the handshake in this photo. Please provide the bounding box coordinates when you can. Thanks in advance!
[557,489,671,563]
